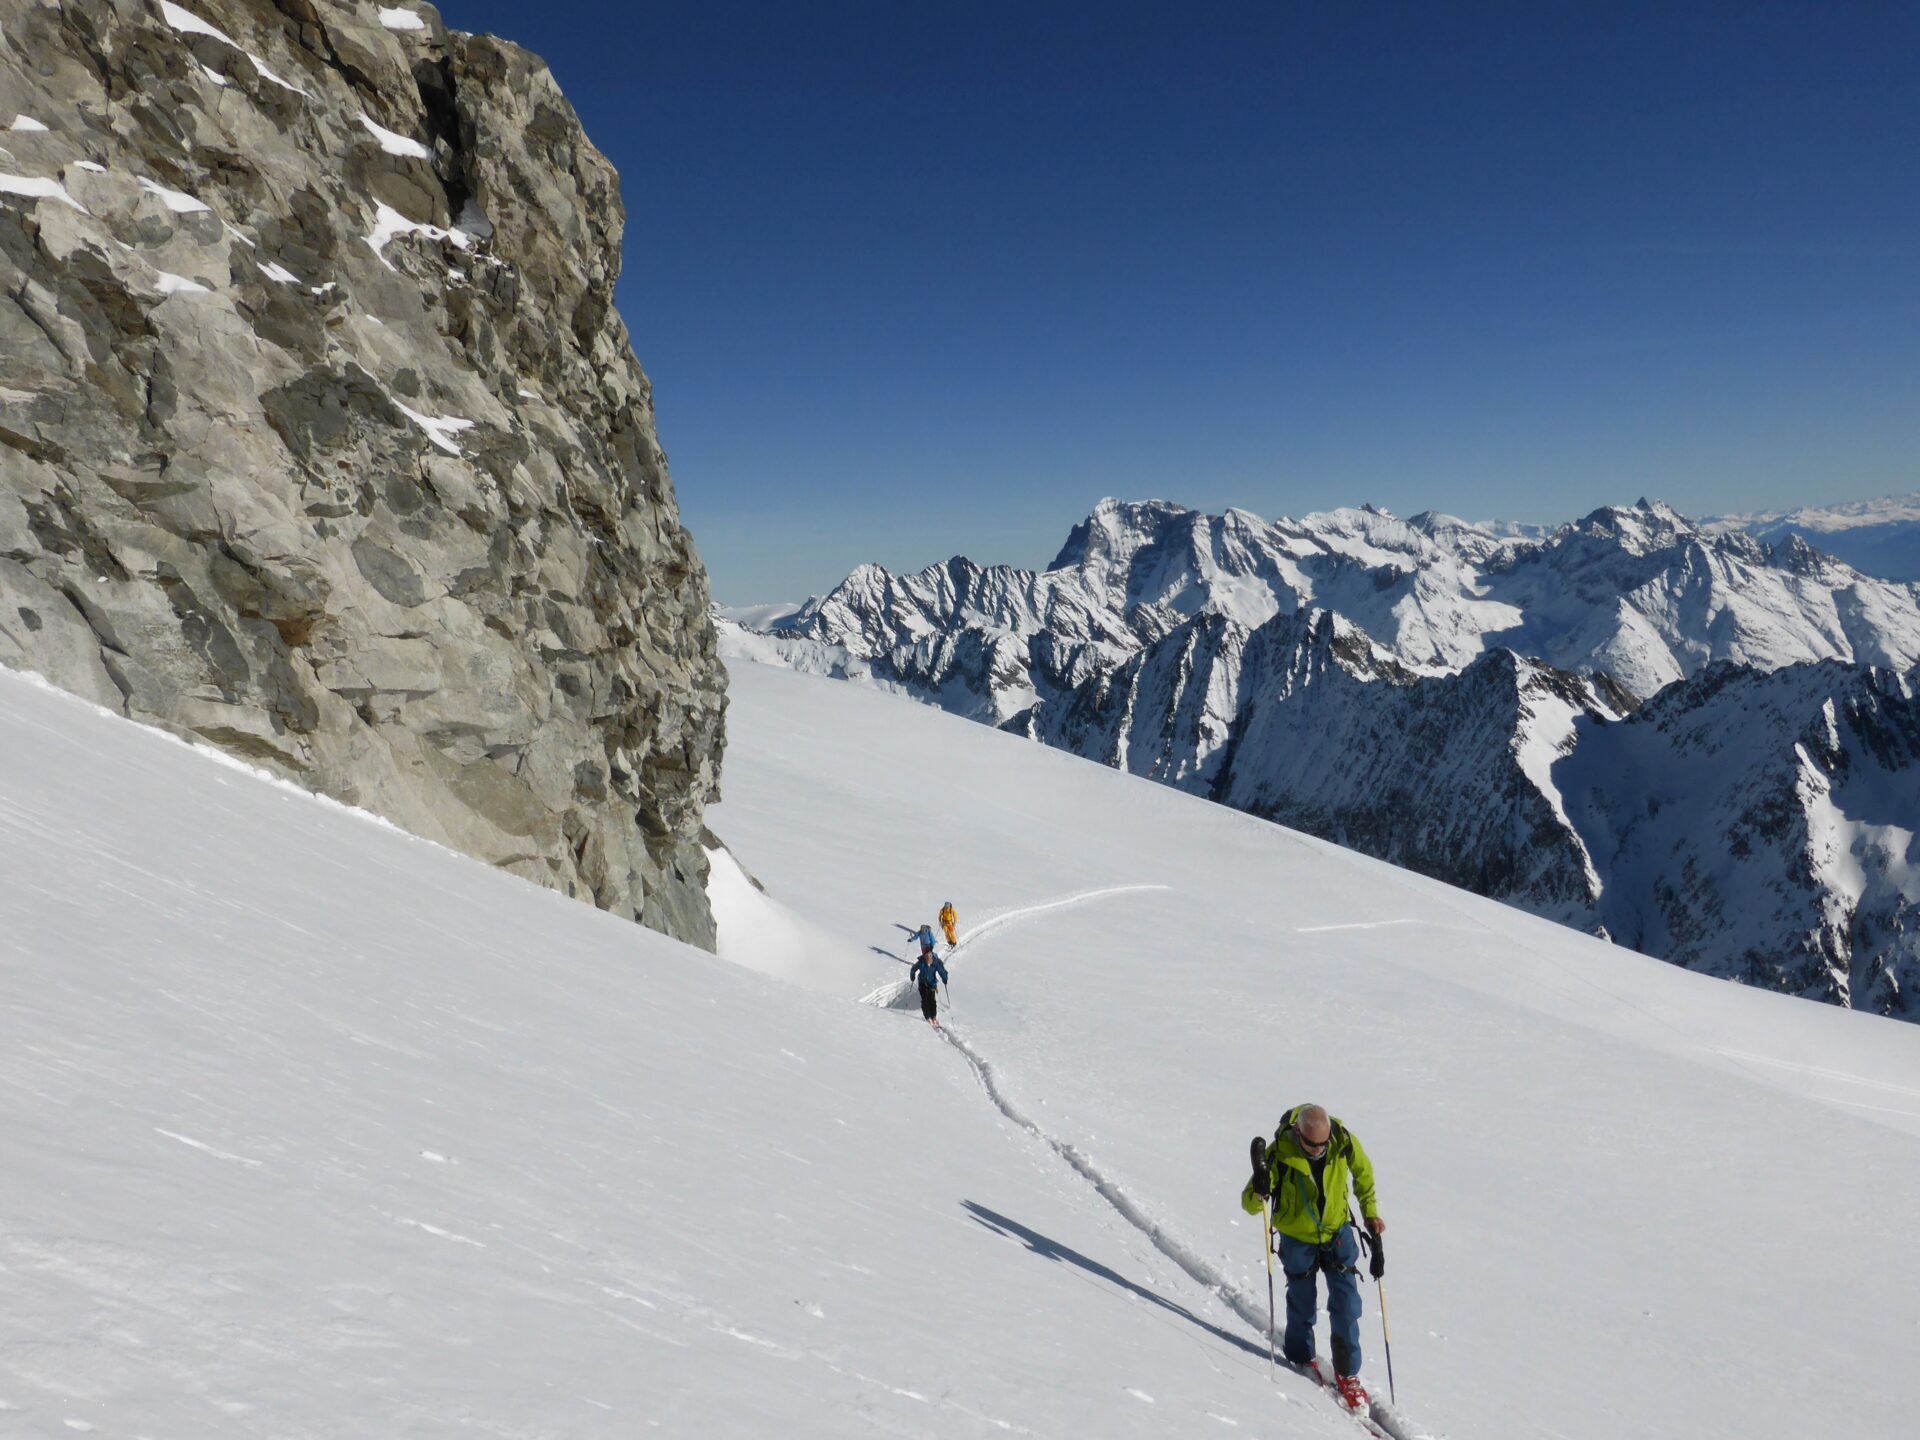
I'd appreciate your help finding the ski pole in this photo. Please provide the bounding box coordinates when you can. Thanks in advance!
[942,981,952,1019]
[1262,1199,1276,1380]
[1372,1234,1396,1406]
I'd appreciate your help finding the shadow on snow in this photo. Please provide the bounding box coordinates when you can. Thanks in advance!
[962,1200,1268,1363]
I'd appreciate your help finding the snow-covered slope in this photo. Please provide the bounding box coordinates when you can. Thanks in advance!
[708,660,1920,1440]
[7,658,1920,1438]
[0,665,1354,1439]
[1709,490,1920,582]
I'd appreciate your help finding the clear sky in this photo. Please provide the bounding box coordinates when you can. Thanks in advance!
[437,0,1919,604]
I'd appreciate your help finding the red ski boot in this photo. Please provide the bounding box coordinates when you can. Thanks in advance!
[1334,1373,1370,1413]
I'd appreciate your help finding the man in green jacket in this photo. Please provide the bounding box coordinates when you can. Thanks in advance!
[1241,1103,1385,1411]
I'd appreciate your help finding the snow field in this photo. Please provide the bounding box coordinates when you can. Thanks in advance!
[0,667,1363,1438]
[710,658,1920,1440]
[5,642,1917,1438]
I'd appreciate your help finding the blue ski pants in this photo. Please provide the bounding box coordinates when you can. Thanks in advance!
[1276,1224,1364,1376]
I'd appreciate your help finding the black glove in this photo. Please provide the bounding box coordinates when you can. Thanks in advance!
[1247,1136,1271,1197]
[1369,1231,1386,1279]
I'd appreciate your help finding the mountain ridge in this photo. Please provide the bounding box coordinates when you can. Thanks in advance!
[727,496,1920,1018]
[1706,488,1920,582]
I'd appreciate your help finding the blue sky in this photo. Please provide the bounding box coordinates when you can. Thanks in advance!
[438,1,1919,603]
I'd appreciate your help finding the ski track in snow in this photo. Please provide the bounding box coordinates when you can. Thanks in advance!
[151,1127,262,1168]
[1293,919,1481,935]
[1710,1048,1920,1098]
[936,1022,1430,1440]
[857,884,1171,1009]
[866,883,1437,1440]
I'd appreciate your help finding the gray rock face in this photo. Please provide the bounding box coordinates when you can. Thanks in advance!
[0,1,725,945]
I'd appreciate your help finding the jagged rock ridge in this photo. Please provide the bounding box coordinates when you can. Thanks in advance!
[1,0,725,944]
[777,496,1920,712]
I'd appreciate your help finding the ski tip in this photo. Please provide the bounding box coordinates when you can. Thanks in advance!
[1365,1398,1436,1440]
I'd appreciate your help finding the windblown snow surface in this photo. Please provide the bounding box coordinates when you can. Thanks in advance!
[3,659,1918,1438]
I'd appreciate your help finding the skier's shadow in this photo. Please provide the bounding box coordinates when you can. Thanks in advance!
[961,1201,1267,1361]
[871,946,910,965]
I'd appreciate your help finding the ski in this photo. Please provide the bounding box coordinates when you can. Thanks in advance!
[1289,1358,1395,1440]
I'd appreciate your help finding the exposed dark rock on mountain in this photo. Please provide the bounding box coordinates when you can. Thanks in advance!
[1560,660,1920,1016]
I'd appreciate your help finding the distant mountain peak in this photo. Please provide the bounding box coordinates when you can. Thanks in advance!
[1572,498,1695,552]
[1047,497,1195,573]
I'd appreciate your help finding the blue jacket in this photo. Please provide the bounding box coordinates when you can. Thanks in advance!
[911,956,948,989]
[917,926,937,950]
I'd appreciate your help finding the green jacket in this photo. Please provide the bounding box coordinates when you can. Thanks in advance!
[1239,1107,1379,1244]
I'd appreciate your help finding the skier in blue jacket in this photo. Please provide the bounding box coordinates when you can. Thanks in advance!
[910,952,949,1026]
[915,923,938,958]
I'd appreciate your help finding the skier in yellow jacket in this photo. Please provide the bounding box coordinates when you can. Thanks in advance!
[939,901,958,948]
[1242,1104,1385,1413]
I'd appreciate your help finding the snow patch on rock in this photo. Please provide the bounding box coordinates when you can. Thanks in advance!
[358,112,431,160]
[390,399,474,455]
[155,0,311,97]
[154,270,211,295]
[137,176,210,213]
[0,171,87,212]
[366,200,473,268]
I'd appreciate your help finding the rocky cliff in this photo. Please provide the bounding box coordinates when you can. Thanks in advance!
[1,1,725,944]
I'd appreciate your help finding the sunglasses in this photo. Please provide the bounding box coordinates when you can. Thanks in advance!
[1295,1130,1329,1155]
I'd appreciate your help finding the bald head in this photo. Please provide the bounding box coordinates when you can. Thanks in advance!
[1294,1105,1331,1145]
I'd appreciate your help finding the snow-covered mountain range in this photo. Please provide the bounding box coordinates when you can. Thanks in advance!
[1707,489,1920,582]
[726,497,1920,1018]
